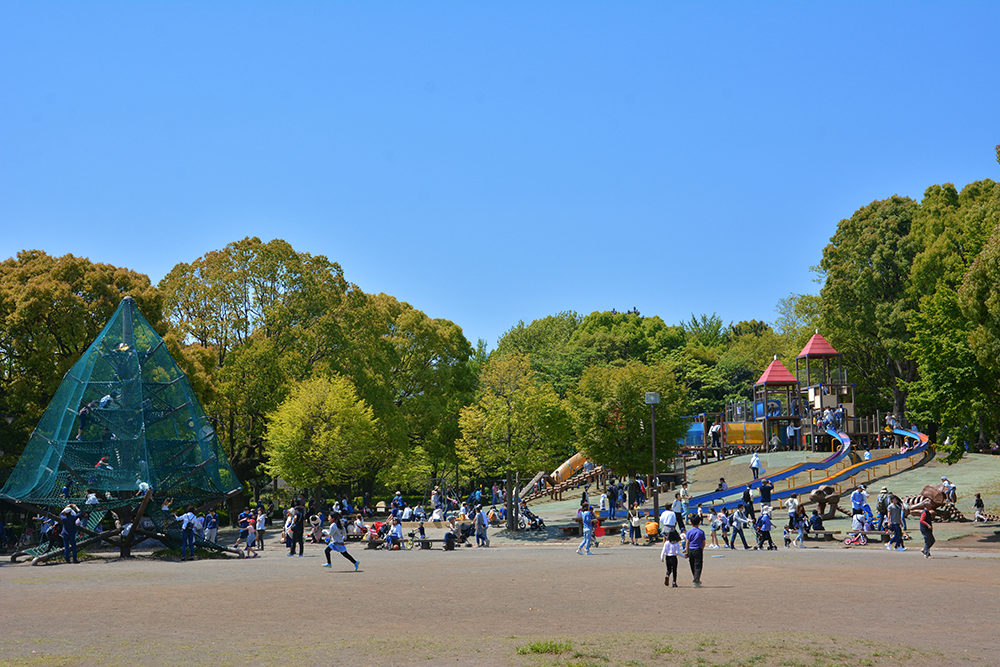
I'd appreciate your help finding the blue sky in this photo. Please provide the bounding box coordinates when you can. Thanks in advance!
[2,1,998,347]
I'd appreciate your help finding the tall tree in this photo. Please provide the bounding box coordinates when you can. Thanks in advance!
[820,195,920,418]
[568,360,687,502]
[0,251,161,467]
[458,353,571,530]
[264,374,377,506]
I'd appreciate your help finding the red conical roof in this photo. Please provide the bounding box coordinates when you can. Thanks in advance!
[755,358,798,386]
[797,332,839,358]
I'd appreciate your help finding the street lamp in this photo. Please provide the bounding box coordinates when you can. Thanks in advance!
[645,392,660,522]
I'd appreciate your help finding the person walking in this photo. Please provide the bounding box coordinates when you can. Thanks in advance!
[322,512,359,571]
[749,452,761,480]
[755,508,777,550]
[577,504,595,555]
[474,505,489,547]
[887,495,906,552]
[919,507,935,558]
[660,528,685,588]
[683,515,706,588]
[679,482,691,519]
[730,504,751,549]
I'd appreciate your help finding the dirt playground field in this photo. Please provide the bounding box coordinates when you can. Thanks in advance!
[1,536,998,667]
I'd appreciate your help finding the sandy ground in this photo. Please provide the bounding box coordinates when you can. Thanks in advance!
[2,533,998,667]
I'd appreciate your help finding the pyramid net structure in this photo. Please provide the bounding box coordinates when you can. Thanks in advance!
[1,297,242,512]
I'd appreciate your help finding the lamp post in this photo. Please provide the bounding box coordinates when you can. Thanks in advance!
[645,392,660,522]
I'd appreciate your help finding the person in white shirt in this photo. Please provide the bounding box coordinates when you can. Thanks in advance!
[659,506,677,536]
[401,505,413,521]
[749,452,761,480]
[175,505,198,561]
[784,494,799,530]
[255,508,267,550]
[323,512,359,571]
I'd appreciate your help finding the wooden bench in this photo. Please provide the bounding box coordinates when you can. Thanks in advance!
[804,530,841,541]
[858,530,891,543]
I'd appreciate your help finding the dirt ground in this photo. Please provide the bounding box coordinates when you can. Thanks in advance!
[2,534,998,667]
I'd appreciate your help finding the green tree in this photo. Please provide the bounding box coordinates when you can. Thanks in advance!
[907,180,1000,447]
[820,195,920,418]
[0,251,161,468]
[568,361,687,502]
[458,353,571,529]
[264,375,377,505]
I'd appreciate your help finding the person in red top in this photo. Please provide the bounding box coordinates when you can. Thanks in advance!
[919,507,935,558]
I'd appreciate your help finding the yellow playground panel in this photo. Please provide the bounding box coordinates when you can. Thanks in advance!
[724,422,764,445]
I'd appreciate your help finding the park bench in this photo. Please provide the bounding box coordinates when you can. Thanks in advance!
[804,530,841,541]
[857,530,891,543]
[558,525,581,537]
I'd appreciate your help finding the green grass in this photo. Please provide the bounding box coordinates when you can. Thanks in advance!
[516,640,573,655]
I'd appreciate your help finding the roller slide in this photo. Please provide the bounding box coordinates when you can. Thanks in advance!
[695,427,932,512]
[687,427,853,508]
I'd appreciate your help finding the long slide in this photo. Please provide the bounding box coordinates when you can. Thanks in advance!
[690,427,932,512]
[687,427,854,509]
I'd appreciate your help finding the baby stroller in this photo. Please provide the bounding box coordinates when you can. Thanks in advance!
[518,506,546,531]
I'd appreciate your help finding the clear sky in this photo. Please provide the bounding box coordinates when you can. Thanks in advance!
[2,1,998,347]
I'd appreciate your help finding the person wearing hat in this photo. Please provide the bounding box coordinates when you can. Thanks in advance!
[59,504,83,564]
[875,486,891,531]
[940,476,957,503]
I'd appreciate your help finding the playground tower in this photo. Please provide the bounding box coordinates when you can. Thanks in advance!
[795,331,855,451]
[753,356,802,449]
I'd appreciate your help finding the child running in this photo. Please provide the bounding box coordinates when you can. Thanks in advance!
[323,512,360,571]
[660,528,685,588]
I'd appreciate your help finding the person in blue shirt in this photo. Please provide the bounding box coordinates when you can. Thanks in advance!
[683,515,706,587]
[59,504,83,564]
[754,509,777,550]
[576,504,595,555]
[850,485,868,517]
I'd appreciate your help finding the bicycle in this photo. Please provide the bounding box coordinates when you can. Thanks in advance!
[844,532,868,546]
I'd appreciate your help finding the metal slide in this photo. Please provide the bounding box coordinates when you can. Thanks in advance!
[690,427,932,512]
[686,427,853,509]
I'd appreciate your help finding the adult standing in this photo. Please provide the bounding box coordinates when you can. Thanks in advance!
[256,507,267,550]
[670,492,686,532]
[322,512,359,571]
[659,503,678,538]
[204,509,219,544]
[919,507,935,558]
[576,504,595,555]
[59,504,83,564]
[177,504,198,561]
[289,504,305,557]
[876,486,891,531]
[887,495,906,552]
[742,487,756,523]
[759,478,774,510]
[679,482,691,519]
[850,485,868,518]
[784,494,799,530]
[628,503,641,545]
[749,452,761,480]
[786,423,800,450]
[683,515,706,588]
[607,482,619,520]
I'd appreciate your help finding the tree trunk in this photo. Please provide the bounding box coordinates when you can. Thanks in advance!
[505,470,518,532]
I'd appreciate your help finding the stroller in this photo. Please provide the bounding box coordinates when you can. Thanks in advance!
[518,506,546,531]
